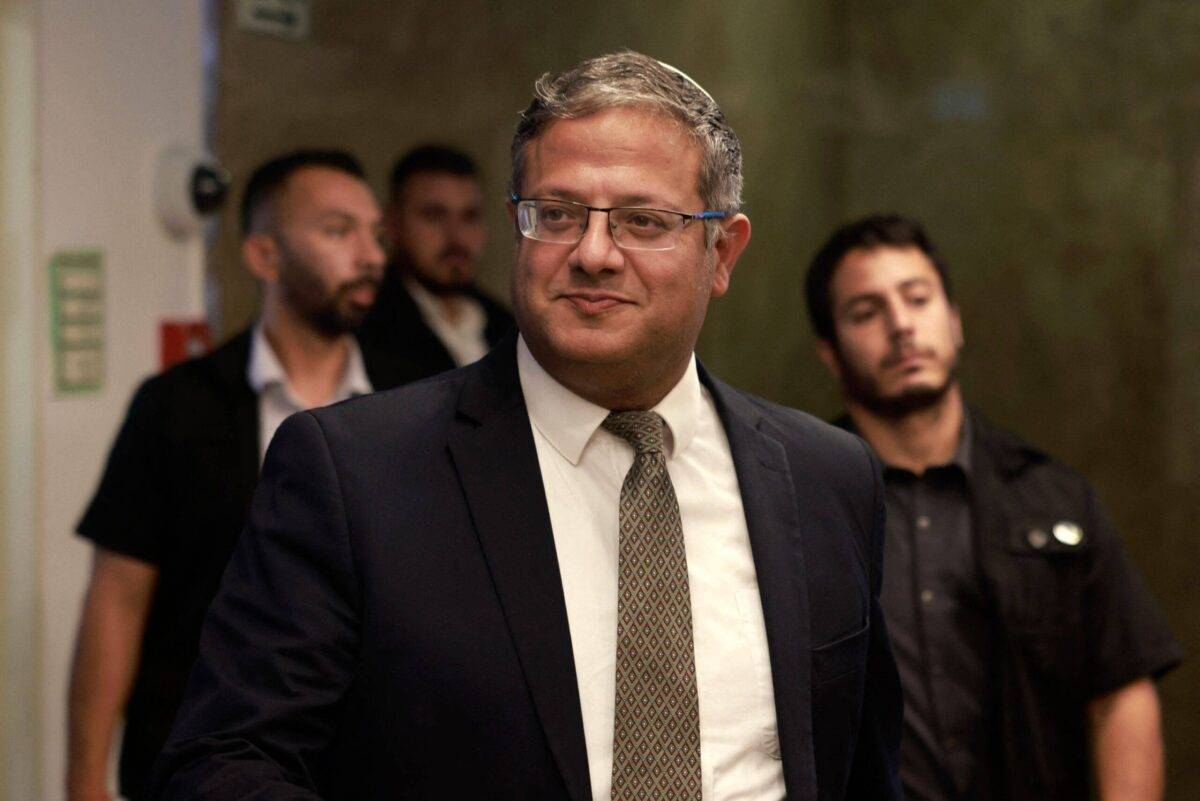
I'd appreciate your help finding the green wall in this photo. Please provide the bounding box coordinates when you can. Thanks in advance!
[211,2,1198,795]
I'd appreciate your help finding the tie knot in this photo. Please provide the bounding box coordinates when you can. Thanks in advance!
[603,411,668,454]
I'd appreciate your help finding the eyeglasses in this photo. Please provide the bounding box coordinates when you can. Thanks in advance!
[511,195,728,252]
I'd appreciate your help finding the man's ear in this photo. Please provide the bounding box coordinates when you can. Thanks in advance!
[816,338,843,382]
[950,303,965,348]
[242,233,279,283]
[709,213,751,299]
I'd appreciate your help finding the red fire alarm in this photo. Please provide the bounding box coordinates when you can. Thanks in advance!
[160,319,212,370]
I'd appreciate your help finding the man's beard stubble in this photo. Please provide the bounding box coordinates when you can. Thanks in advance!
[835,342,961,420]
[278,248,378,338]
[397,245,476,297]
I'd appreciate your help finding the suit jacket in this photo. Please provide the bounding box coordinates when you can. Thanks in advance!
[357,269,514,377]
[77,328,420,799]
[151,333,902,800]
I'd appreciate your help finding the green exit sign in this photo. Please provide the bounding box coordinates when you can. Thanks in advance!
[49,250,105,395]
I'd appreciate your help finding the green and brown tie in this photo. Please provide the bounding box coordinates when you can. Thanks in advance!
[603,410,702,801]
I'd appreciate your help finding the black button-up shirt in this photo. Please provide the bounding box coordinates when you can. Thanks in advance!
[881,425,997,801]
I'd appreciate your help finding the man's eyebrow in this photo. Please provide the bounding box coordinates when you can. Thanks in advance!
[838,291,884,313]
[315,209,380,226]
[612,194,660,208]
[315,210,356,222]
[534,188,585,202]
[532,188,667,208]
[836,277,936,314]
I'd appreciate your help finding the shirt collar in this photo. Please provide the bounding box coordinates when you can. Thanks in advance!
[247,323,373,399]
[876,404,973,478]
[340,336,373,397]
[516,334,702,465]
[404,276,486,336]
[952,409,973,474]
[247,324,286,394]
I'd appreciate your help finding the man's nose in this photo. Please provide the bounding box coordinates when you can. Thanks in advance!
[570,211,623,275]
[448,215,480,240]
[885,300,914,338]
[359,228,386,271]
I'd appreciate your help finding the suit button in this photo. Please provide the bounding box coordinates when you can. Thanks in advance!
[916,515,931,529]
[920,589,935,605]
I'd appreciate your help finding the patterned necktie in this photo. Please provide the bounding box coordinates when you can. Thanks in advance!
[603,410,702,801]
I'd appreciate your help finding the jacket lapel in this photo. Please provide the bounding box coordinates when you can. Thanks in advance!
[702,368,818,800]
[446,336,592,800]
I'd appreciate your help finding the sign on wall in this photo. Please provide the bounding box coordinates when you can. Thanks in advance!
[237,0,311,41]
[49,250,105,395]
[160,319,212,370]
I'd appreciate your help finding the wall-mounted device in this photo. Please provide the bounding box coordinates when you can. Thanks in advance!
[155,145,231,241]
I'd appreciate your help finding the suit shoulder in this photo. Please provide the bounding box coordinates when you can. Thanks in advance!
[735,387,871,460]
[306,366,465,446]
[972,413,1095,499]
[124,332,250,414]
[711,382,877,506]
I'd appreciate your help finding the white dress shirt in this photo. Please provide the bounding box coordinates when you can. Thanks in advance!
[246,325,373,462]
[517,337,786,801]
[404,277,489,367]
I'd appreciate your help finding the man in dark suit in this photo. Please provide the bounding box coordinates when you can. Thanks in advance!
[67,150,417,801]
[357,144,513,376]
[152,52,902,800]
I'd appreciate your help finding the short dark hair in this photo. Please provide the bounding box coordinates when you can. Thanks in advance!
[388,144,478,198]
[239,149,366,236]
[804,214,954,341]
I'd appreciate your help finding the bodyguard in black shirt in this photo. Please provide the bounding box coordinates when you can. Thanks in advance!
[67,151,418,801]
[805,214,1182,800]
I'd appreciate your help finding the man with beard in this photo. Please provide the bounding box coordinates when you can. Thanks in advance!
[358,144,514,376]
[67,150,417,801]
[805,214,1182,801]
[151,52,903,800]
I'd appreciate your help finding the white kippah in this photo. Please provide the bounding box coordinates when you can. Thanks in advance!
[655,59,716,103]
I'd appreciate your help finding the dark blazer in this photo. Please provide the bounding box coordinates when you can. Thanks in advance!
[151,333,902,801]
[77,328,420,799]
[357,269,514,377]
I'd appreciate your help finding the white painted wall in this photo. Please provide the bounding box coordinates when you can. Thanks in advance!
[30,2,205,799]
[1,1,42,798]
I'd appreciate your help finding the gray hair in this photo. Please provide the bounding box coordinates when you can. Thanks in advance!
[509,50,743,245]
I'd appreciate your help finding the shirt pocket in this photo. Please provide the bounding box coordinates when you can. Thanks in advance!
[1002,517,1089,629]
[1001,517,1090,681]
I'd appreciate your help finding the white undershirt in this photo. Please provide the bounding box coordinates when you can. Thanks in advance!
[517,337,785,801]
[404,277,489,367]
[247,325,373,462]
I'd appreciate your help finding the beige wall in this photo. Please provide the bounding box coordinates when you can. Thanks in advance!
[0,2,206,799]
[0,1,41,797]
[211,2,1198,795]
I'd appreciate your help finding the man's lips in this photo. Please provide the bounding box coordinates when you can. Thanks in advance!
[882,348,935,370]
[343,282,379,306]
[559,292,630,315]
